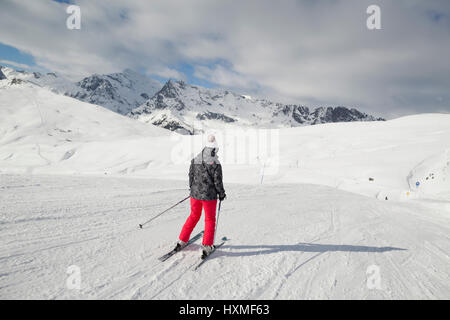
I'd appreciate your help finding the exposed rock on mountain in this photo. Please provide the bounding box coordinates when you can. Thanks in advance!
[129,80,384,134]
[0,65,384,135]
[0,65,161,115]
[65,69,162,114]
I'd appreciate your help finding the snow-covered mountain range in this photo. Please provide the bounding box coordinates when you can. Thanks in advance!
[0,65,161,114]
[129,80,384,134]
[66,69,162,114]
[1,65,383,134]
[0,65,72,92]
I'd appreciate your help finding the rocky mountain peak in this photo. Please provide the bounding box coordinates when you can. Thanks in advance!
[130,79,385,134]
[158,79,183,99]
[65,70,162,114]
[78,75,113,92]
[0,66,6,80]
[1,64,384,135]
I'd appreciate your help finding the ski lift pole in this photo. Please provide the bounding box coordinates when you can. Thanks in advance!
[260,162,265,185]
[139,195,190,229]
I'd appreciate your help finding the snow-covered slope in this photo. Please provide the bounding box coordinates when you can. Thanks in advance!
[272,114,450,201]
[0,80,169,175]
[1,174,449,299]
[129,80,384,134]
[1,75,449,300]
[1,76,449,201]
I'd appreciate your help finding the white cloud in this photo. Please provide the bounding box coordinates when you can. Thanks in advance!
[0,59,33,70]
[0,0,449,118]
[194,65,258,91]
[149,66,186,81]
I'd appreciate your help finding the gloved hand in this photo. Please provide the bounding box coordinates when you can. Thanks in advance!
[219,193,226,201]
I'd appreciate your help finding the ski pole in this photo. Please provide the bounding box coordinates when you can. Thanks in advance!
[139,195,190,229]
[213,200,222,244]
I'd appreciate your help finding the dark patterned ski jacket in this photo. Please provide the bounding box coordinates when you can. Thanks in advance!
[189,147,226,201]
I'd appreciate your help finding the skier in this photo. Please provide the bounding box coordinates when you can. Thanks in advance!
[174,134,226,258]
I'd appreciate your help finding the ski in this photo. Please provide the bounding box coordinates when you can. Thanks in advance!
[194,240,227,270]
[158,231,204,262]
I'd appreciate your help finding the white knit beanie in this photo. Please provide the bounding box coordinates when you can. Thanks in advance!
[205,134,218,149]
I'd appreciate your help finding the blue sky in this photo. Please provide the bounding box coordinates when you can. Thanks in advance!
[0,41,216,88]
[0,43,37,69]
[2,0,216,87]
[146,63,215,89]
[1,0,449,118]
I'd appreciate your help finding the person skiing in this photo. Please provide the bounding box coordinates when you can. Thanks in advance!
[174,134,226,259]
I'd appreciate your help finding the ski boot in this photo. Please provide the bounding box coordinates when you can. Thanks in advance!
[174,240,187,252]
[201,244,216,259]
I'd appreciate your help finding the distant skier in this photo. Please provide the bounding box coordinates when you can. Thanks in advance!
[174,134,226,258]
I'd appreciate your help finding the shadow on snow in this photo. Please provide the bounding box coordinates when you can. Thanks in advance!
[220,243,407,258]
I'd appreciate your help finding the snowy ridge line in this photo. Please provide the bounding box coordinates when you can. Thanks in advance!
[129,79,385,135]
[0,64,383,135]
[0,65,162,115]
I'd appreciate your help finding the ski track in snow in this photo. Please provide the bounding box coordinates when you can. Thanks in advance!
[1,174,449,299]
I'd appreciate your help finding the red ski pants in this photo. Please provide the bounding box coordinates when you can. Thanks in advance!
[179,197,217,246]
